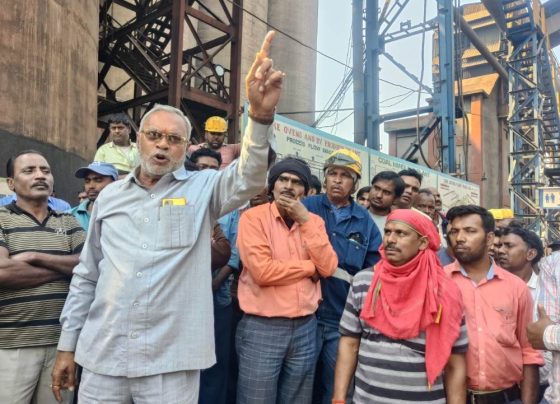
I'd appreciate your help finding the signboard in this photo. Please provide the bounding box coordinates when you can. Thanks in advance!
[243,111,481,207]
[540,187,560,209]
[272,116,371,189]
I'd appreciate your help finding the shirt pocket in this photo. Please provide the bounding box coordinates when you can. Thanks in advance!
[157,205,195,249]
[491,305,518,347]
[344,237,368,272]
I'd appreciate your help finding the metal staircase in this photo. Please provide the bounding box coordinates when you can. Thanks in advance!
[97,0,242,142]
[503,0,560,239]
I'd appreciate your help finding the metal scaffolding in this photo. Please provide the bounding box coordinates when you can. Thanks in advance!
[503,0,560,238]
[355,0,456,173]
[97,0,243,143]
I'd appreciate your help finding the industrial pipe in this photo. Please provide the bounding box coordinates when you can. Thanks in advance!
[380,105,433,123]
[454,8,509,81]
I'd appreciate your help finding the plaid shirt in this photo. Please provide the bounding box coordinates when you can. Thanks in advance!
[536,251,560,402]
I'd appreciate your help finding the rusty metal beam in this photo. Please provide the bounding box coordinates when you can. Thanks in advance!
[168,0,185,107]
[98,0,243,142]
[99,90,167,115]
[229,0,243,141]
[186,5,232,34]
[99,4,172,49]
[455,8,509,81]
[182,87,233,113]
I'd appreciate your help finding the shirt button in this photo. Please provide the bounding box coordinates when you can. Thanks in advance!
[133,301,139,307]
[332,233,336,236]
[144,218,149,223]
[478,327,483,332]
[130,332,138,339]
[142,243,147,249]
[136,272,143,278]
[150,194,156,199]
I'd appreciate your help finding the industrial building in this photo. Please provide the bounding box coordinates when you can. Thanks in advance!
[0,0,559,237]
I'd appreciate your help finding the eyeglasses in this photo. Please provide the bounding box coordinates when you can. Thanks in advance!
[141,130,188,145]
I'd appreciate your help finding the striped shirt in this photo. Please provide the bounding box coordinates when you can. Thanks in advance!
[0,203,85,348]
[536,251,560,403]
[339,268,468,403]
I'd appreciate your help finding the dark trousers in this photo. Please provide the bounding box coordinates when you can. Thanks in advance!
[226,297,244,404]
[312,323,341,404]
[199,302,232,404]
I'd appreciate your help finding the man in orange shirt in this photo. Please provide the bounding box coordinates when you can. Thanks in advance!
[236,157,338,404]
[445,205,543,404]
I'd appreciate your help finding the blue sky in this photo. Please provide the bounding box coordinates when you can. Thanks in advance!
[315,0,560,150]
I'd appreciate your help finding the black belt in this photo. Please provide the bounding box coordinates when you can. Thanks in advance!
[467,385,521,404]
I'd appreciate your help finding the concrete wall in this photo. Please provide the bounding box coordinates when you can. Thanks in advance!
[240,1,269,105]
[0,1,98,202]
[267,0,318,125]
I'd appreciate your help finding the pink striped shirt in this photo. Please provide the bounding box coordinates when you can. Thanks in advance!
[536,251,560,403]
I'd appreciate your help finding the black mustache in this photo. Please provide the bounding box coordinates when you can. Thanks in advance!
[32,182,49,188]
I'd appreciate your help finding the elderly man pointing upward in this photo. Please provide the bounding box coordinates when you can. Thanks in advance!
[52,31,283,403]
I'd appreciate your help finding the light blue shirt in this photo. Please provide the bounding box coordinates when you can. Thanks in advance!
[0,194,71,211]
[69,200,91,231]
[215,210,240,307]
[58,120,273,377]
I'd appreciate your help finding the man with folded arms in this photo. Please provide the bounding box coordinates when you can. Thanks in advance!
[333,209,467,403]
[236,158,337,403]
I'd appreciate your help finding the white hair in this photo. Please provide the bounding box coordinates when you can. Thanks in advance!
[139,104,192,140]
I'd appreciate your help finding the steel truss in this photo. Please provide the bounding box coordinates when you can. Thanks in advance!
[504,0,560,238]
[98,0,243,143]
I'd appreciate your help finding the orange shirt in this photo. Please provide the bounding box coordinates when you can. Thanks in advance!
[237,202,338,318]
[445,261,543,391]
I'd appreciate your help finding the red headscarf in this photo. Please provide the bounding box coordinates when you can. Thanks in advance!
[360,209,463,385]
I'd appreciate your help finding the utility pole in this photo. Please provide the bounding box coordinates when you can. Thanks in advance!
[364,0,380,150]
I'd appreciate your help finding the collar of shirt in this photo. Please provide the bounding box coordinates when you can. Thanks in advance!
[527,270,538,290]
[319,193,365,220]
[108,141,137,150]
[122,166,196,189]
[75,199,91,214]
[5,201,62,221]
[448,259,504,286]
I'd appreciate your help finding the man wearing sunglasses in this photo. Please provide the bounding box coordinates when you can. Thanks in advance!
[52,31,284,403]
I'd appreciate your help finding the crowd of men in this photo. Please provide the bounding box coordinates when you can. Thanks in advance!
[1,31,560,404]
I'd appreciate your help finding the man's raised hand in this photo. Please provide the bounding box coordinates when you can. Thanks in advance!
[246,31,285,120]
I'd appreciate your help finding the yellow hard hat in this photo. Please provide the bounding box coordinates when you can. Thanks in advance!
[205,116,228,133]
[489,208,514,220]
[324,148,362,178]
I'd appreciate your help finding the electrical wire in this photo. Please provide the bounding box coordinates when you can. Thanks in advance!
[317,111,355,129]
[225,0,352,69]
[328,30,354,133]
[415,0,432,168]
[381,90,416,108]
[380,90,414,104]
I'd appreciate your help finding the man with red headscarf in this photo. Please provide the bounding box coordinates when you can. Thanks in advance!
[332,209,468,403]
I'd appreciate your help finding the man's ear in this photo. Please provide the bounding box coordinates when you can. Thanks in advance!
[7,178,14,192]
[418,236,429,251]
[486,231,495,248]
[527,248,537,263]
